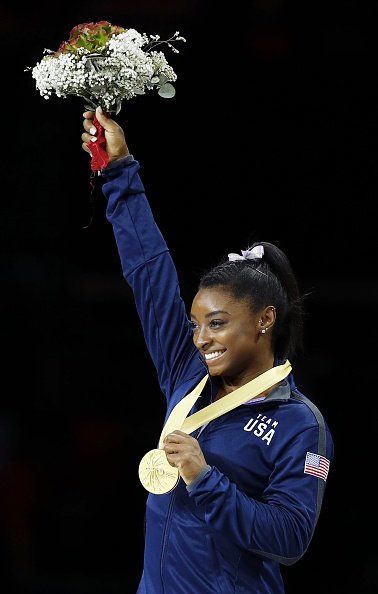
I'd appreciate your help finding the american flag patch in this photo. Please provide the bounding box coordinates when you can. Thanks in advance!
[304,452,330,482]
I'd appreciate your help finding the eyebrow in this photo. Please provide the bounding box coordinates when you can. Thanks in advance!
[190,309,230,320]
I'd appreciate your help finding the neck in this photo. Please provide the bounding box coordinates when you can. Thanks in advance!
[221,359,275,392]
[217,361,277,400]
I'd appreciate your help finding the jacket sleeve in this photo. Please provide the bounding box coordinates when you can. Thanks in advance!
[100,158,200,399]
[188,416,334,564]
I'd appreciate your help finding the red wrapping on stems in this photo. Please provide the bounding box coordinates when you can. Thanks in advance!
[88,116,109,172]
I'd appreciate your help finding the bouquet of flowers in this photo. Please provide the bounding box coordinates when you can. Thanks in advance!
[25,20,186,115]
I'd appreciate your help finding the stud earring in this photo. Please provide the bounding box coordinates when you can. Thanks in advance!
[261,328,266,334]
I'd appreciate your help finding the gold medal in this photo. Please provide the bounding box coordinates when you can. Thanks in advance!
[137,363,291,495]
[138,448,180,495]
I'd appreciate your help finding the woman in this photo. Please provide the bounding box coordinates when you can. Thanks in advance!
[81,106,334,594]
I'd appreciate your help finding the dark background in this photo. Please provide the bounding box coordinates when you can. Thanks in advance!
[1,1,377,593]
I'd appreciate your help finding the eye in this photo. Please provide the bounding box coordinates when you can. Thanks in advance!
[190,319,225,333]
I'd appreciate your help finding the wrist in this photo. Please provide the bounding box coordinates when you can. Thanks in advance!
[108,151,131,163]
[104,154,134,169]
[186,465,212,492]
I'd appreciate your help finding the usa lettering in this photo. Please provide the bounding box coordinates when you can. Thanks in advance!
[243,414,278,445]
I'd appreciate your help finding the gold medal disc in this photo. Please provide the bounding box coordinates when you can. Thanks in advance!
[138,448,180,495]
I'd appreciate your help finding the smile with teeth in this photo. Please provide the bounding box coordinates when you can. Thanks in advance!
[204,350,226,361]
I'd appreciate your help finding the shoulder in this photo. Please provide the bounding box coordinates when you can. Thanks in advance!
[290,389,330,427]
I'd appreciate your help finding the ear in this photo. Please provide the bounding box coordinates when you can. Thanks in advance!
[258,306,276,336]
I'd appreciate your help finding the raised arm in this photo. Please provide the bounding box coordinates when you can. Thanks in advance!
[81,108,203,400]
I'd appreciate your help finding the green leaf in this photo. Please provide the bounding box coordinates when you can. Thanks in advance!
[158,83,176,98]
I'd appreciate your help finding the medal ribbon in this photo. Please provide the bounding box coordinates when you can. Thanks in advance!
[159,360,292,446]
[158,375,209,448]
[139,360,292,494]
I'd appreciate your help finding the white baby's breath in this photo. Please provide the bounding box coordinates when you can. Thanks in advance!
[25,22,186,114]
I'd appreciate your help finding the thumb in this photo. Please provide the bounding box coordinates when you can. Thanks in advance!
[95,105,111,127]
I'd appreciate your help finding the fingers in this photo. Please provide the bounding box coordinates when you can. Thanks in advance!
[165,430,189,440]
[82,129,96,144]
[163,430,188,447]
[81,115,97,149]
[81,111,96,157]
[81,106,129,161]
[82,118,96,135]
[82,141,92,155]
[163,431,194,460]
[163,432,186,465]
[81,133,95,158]
[163,432,208,483]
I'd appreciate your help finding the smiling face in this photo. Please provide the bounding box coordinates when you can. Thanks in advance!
[190,287,274,385]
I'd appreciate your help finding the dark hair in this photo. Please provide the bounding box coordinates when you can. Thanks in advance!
[197,241,305,361]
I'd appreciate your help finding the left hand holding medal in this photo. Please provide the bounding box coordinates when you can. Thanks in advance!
[163,430,208,486]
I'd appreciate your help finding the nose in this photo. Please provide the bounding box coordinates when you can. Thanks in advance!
[193,326,211,348]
